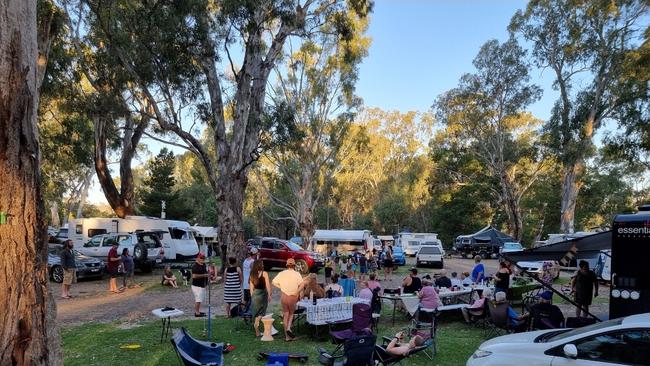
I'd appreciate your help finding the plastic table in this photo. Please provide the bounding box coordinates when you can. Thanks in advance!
[152,308,184,343]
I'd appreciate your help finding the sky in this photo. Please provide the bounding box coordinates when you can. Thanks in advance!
[88,0,561,205]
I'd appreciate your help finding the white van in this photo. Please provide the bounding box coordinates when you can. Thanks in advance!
[69,216,199,261]
[311,229,373,255]
[397,232,443,256]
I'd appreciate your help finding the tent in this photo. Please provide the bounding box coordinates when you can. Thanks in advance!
[505,231,611,264]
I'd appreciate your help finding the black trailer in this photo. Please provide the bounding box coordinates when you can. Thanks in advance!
[453,226,515,259]
[610,205,650,319]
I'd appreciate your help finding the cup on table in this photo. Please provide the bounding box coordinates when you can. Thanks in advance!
[345,296,351,302]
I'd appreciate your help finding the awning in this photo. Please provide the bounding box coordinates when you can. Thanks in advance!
[505,231,611,263]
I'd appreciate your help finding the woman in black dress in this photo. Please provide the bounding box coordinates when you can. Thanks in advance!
[383,246,394,281]
[571,260,598,317]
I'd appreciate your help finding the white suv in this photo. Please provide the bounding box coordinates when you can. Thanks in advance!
[78,232,164,272]
[416,245,444,268]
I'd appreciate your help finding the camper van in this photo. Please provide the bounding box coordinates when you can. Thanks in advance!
[311,229,373,255]
[397,232,443,257]
[68,216,199,261]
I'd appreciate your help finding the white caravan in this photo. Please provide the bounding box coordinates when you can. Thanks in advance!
[68,216,199,260]
[397,232,443,256]
[311,229,373,255]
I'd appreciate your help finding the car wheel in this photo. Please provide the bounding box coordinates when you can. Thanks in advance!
[51,265,64,283]
[416,261,420,267]
[134,243,148,262]
[295,259,309,275]
[439,259,444,269]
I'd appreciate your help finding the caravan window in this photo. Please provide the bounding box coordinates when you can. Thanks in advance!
[88,228,107,238]
[169,228,194,240]
[75,225,82,235]
[408,241,419,247]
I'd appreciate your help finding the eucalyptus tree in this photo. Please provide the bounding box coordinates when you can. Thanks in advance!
[510,0,648,233]
[64,0,373,261]
[434,38,545,242]
[257,12,370,245]
[0,0,61,364]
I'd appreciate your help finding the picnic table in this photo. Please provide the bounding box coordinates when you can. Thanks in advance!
[297,297,370,326]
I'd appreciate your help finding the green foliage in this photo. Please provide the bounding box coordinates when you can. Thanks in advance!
[138,148,190,220]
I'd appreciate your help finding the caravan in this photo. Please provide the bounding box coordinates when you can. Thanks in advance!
[311,229,373,255]
[69,216,199,261]
[397,232,443,257]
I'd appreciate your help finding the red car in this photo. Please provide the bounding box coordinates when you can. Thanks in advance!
[248,237,325,274]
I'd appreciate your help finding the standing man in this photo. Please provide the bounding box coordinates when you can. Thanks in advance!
[192,252,209,317]
[272,258,303,341]
[60,240,76,299]
[242,247,258,306]
[107,241,121,293]
[571,260,598,318]
[471,255,485,283]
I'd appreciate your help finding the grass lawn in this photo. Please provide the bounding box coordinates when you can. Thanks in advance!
[62,310,485,366]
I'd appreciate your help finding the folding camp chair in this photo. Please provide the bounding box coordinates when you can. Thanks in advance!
[485,301,514,339]
[318,334,376,366]
[170,328,224,366]
[373,336,431,366]
[408,307,437,359]
[327,303,372,357]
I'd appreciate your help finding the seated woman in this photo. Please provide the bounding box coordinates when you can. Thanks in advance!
[161,265,178,288]
[418,278,440,310]
[386,331,424,356]
[461,288,492,323]
[299,273,325,299]
[324,274,344,297]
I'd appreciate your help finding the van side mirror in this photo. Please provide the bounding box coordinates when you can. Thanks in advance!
[563,344,578,359]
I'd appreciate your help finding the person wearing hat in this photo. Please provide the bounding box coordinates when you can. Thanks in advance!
[107,240,122,293]
[402,268,422,294]
[242,247,259,306]
[272,258,304,341]
[434,269,452,289]
[530,291,564,329]
[191,253,210,317]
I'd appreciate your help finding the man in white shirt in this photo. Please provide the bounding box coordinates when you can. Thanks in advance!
[272,258,304,341]
[242,248,258,305]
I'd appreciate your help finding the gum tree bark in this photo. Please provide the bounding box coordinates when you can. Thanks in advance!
[0,0,61,364]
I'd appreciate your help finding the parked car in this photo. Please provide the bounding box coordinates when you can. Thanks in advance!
[256,237,325,274]
[500,242,524,254]
[517,260,560,280]
[391,246,406,266]
[76,232,164,272]
[416,245,444,268]
[47,244,105,283]
[467,313,650,366]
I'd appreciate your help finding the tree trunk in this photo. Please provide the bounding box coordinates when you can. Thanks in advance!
[50,201,60,228]
[500,176,524,242]
[0,0,61,364]
[216,173,247,266]
[76,170,93,218]
[93,116,137,218]
[560,160,584,234]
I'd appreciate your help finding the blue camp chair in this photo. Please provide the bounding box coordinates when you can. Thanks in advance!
[170,328,224,366]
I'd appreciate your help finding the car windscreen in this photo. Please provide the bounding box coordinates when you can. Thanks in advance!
[286,241,303,251]
[504,243,522,249]
[542,318,624,343]
[419,246,441,254]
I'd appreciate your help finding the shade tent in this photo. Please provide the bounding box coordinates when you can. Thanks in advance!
[505,231,611,264]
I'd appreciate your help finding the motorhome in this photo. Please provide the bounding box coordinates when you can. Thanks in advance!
[397,232,443,257]
[311,229,373,255]
[68,216,199,260]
